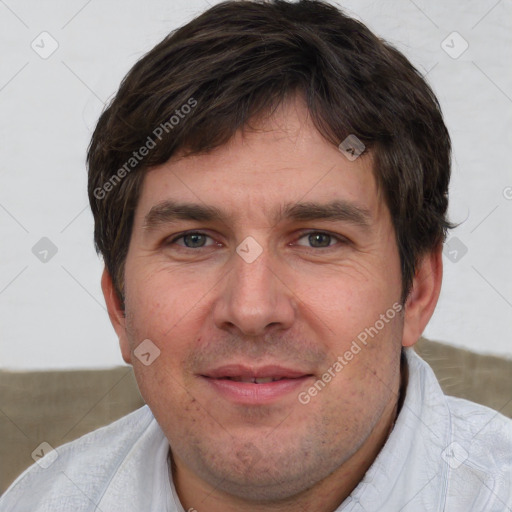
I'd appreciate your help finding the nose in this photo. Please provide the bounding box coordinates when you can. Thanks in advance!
[212,241,296,337]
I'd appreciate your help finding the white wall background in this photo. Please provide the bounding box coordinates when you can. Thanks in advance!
[0,0,511,370]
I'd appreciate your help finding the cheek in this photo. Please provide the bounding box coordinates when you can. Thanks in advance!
[327,313,402,421]
[302,269,403,408]
[123,262,215,393]
[298,265,399,339]
[125,262,213,341]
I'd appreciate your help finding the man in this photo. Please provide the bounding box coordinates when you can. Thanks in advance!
[1,0,511,510]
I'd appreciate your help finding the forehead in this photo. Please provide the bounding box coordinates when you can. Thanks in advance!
[134,96,385,227]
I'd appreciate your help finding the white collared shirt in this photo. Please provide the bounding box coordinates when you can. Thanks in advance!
[1,348,511,511]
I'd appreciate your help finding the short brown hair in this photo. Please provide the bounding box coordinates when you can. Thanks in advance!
[87,0,455,308]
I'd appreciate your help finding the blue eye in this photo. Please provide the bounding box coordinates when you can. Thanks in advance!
[296,231,344,248]
[170,232,214,248]
[166,230,347,251]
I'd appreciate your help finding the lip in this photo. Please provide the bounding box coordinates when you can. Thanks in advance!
[201,364,310,380]
[200,364,314,404]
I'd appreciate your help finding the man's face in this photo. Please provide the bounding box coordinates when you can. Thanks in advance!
[113,96,406,500]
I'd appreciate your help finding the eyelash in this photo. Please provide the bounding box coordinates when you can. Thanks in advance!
[166,230,349,250]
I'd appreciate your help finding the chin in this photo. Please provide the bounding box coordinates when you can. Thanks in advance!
[184,438,345,503]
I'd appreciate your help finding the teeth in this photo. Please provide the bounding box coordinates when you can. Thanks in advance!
[225,376,283,383]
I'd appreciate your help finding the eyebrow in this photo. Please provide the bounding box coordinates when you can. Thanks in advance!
[142,199,372,232]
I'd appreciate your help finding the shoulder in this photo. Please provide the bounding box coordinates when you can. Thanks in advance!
[0,405,158,512]
[445,394,512,466]
[407,348,512,508]
[407,348,512,456]
[444,391,512,508]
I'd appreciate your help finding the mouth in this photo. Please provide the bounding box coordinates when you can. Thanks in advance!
[199,364,314,404]
[220,376,294,383]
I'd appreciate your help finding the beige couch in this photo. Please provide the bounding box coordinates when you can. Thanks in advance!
[1,337,511,494]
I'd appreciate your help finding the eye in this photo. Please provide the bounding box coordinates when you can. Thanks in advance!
[295,231,346,249]
[165,230,347,251]
[169,231,216,249]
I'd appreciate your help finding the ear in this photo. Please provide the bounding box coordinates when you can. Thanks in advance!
[101,267,132,364]
[402,245,443,348]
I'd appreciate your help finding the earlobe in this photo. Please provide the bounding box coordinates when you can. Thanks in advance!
[101,267,132,364]
[401,246,443,348]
